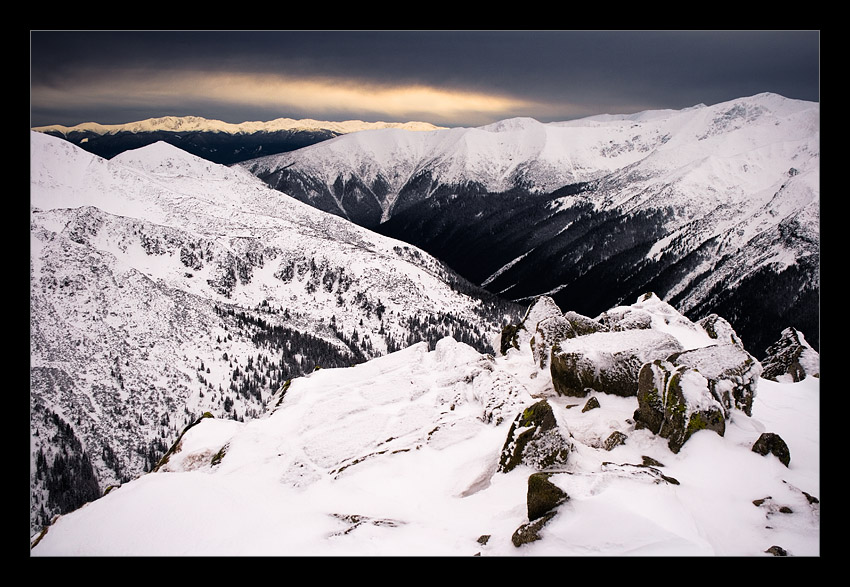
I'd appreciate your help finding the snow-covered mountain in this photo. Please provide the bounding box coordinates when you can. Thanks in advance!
[237,93,820,356]
[29,131,518,535]
[30,293,820,556]
[32,116,445,165]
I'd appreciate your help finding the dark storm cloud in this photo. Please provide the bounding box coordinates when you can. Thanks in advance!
[30,30,820,128]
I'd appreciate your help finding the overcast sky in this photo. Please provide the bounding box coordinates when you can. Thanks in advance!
[30,30,820,129]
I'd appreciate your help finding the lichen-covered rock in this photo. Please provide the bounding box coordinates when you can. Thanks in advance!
[761,327,820,382]
[550,329,683,397]
[603,430,628,451]
[634,360,726,454]
[581,396,600,413]
[667,343,762,416]
[498,400,572,473]
[751,432,791,467]
[527,472,568,521]
[511,511,556,547]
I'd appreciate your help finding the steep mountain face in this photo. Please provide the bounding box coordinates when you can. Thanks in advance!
[29,132,520,535]
[238,93,820,357]
[32,116,444,165]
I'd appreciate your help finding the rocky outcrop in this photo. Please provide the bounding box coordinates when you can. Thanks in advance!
[501,296,607,366]
[550,329,683,397]
[498,400,572,473]
[761,327,820,382]
[634,360,726,454]
[596,292,692,333]
[667,344,761,416]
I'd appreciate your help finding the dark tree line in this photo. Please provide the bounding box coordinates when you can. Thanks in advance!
[32,410,101,530]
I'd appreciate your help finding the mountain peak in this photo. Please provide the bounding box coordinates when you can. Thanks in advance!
[479,117,544,132]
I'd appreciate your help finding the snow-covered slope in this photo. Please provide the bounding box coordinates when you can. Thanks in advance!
[30,296,819,557]
[241,93,817,222]
[29,131,518,535]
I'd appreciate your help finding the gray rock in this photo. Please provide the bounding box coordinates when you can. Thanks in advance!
[668,343,762,416]
[751,432,791,467]
[511,511,557,547]
[498,400,572,473]
[603,430,628,451]
[765,545,789,556]
[550,330,683,397]
[581,396,600,412]
[500,296,564,356]
[527,472,568,521]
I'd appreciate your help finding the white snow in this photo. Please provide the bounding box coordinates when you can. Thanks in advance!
[31,326,819,557]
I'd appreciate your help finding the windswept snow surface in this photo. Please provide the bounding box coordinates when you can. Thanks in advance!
[31,325,819,557]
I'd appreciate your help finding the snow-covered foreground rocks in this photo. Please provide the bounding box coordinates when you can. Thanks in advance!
[31,298,819,557]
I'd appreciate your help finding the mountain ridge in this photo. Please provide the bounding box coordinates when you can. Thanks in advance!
[31,116,446,166]
[32,115,446,136]
[29,131,519,535]
[233,93,818,356]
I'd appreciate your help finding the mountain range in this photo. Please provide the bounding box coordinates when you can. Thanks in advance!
[236,93,819,357]
[29,94,820,553]
[32,116,445,165]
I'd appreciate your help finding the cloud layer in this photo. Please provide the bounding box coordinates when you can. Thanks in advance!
[30,31,820,127]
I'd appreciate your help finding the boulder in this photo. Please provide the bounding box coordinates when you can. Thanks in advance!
[751,432,791,467]
[581,396,600,413]
[550,329,683,397]
[634,360,726,454]
[500,296,564,356]
[596,292,693,333]
[603,430,628,451]
[761,327,820,382]
[526,472,568,521]
[667,344,762,416]
[530,315,574,369]
[530,311,607,369]
[498,400,572,473]
[511,511,556,547]
[698,314,744,347]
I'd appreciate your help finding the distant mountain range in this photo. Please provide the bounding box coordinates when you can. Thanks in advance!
[234,93,820,357]
[32,116,445,165]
